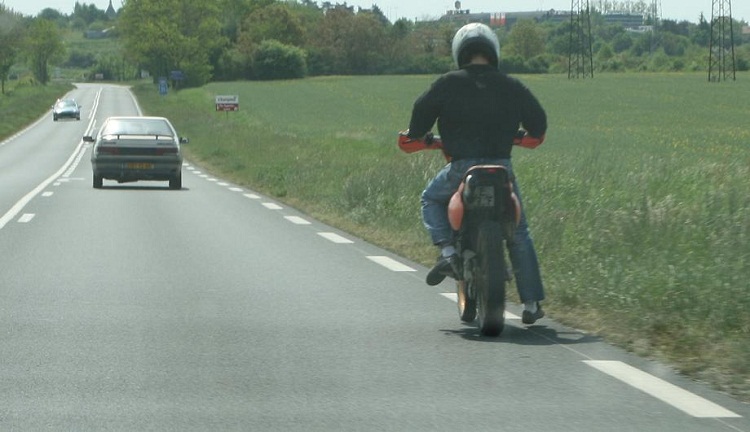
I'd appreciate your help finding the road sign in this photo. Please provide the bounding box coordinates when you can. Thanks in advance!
[215,95,239,111]
[158,77,168,96]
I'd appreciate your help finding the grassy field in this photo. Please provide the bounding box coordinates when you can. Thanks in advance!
[86,73,750,401]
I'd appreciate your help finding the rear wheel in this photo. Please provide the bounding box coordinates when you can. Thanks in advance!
[169,173,182,190]
[475,221,506,337]
[93,174,103,189]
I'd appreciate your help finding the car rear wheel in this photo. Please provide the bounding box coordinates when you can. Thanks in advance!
[93,174,103,189]
[169,173,182,190]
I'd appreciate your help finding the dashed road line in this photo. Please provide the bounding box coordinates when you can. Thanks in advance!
[438,293,522,320]
[262,202,283,210]
[318,232,354,244]
[366,256,416,272]
[584,360,741,418]
[0,139,87,231]
[18,214,35,223]
[42,192,54,197]
[244,193,260,200]
[285,216,311,225]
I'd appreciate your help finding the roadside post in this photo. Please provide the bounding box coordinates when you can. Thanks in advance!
[158,77,168,96]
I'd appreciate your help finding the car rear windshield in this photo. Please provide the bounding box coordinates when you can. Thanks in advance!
[101,119,174,137]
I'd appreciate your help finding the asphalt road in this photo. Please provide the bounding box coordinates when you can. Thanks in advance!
[0,84,748,431]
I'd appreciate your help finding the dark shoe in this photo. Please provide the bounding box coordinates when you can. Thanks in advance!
[522,303,545,324]
[426,254,459,286]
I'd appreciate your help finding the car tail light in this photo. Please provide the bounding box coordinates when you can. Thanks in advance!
[156,147,178,155]
[97,146,119,155]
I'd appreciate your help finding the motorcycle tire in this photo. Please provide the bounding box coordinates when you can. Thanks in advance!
[475,221,506,337]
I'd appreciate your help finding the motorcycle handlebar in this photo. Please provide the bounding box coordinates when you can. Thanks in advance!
[397,130,545,153]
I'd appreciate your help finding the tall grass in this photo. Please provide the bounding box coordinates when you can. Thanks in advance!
[133,73,750,400]
[0,81,74,140]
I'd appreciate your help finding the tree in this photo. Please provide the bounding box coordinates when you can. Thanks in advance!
[119,0,227,88]
[72,3,110,25]
[0,6,25,93]
[26,18,64,84]
[253,39,307,80]
[239,3,305,50]
[506,20,545,60]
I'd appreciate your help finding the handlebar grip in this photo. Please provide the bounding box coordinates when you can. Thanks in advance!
[514,134,545,149]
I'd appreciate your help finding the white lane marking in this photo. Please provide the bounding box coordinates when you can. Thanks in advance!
[218,182,229,186]
[42,192,54,197]
[318,232,354,244]
[285,216,311,225]
[438,293,521,320]
[0,140,87,231]
[193,171,202,175]
[62,142,89,178]
[207,178,217,182]
[262,203,283,210]
[584,360,741,418]
[244,193,260,200]
[18,214,35,223]
[229,187,243,192]
[367,256,416,272]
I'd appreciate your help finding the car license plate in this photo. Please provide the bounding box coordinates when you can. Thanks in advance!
[127,162,154,169]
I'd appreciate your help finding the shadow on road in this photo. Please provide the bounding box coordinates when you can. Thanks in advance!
[441,322,602,346]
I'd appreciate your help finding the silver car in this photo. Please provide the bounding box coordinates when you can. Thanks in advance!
[52,98,81,121]
[85,116,188,189]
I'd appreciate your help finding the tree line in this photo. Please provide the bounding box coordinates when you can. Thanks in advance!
[1,0,748,92]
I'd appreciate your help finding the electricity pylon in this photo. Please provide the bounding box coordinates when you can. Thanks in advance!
[649,0,662,53]
[708,0,736,82]
[568,0,594,79]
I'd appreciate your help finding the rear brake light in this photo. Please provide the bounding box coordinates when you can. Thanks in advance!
[97,147,119,155]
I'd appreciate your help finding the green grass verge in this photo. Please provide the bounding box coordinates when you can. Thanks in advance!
[0,81,75,140]
[132,73,745,401]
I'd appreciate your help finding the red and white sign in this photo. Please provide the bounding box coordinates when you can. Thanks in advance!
[215,95,239,111]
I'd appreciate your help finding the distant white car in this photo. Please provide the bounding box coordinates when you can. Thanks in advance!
[84,116,188,189]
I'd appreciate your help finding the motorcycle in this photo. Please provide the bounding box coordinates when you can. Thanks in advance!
[397,131,542,336]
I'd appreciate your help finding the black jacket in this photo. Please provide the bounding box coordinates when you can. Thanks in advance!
[408,64,547,160]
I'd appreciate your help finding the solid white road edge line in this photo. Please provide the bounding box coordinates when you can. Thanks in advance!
[584,360,741,418]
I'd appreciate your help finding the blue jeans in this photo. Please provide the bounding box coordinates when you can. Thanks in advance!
[421,158,545,303]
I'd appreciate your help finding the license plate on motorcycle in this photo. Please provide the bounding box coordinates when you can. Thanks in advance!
[126,162,153,169]
[475,186,495,207]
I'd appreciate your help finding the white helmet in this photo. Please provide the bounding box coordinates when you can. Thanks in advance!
[451,23,500,68]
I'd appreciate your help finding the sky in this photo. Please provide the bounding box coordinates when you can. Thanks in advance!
[3,0,749,24]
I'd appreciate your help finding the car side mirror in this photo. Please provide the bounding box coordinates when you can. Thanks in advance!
[180,137,189,144]
[83,136,95,143]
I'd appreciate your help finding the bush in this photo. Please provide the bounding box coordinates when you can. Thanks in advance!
[253,40,307,80]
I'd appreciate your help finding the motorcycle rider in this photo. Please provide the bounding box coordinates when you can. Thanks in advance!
[406,22,548,324]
